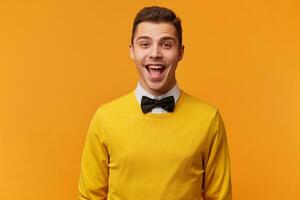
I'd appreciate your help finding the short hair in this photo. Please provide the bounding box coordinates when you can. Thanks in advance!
[131,6,183,47]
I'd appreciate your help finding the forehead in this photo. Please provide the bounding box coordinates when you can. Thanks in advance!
[134,22,177,41]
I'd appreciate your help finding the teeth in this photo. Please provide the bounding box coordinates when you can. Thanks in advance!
[147,65,164,69]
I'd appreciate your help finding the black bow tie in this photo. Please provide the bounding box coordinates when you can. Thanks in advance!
[141,96,175,113]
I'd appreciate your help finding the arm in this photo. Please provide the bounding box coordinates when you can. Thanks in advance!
[78,108,109,200]
[203,111,232,200]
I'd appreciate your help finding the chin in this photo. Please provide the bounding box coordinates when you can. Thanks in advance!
[146,81,169,94]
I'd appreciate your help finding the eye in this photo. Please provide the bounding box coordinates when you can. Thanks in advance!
[162,42,173,49]
[139,41,150,48]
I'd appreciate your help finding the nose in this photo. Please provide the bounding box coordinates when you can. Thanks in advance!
[149,44,162,59]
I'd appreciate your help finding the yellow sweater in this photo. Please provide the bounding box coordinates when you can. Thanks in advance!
[79,90,232,200]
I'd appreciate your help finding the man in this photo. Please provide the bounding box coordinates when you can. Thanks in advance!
[79,6,232,200]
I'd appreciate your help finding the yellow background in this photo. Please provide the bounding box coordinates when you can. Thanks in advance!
[1,0,299,199]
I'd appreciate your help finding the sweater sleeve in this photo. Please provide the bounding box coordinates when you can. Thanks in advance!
[78,108,109,200]
[203,111,232,200]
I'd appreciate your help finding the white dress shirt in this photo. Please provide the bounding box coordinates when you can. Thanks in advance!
[134,82,181,114]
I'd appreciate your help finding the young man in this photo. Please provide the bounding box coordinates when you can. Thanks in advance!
[79,6,232,200]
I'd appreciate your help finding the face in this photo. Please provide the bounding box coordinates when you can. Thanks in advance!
[130,22,184,96]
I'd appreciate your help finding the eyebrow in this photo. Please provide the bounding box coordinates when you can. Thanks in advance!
[136,36,177,43]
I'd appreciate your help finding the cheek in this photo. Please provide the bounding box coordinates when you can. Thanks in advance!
[165,51,181,63]
[133,53,146,65]
[134,48,148,58]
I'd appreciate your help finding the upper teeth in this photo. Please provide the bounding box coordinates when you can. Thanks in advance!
[148,65,164,69]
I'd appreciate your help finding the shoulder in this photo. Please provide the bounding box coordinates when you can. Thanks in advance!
[180,90,219,116]
[180,91,225,134]
[93,91,136,119]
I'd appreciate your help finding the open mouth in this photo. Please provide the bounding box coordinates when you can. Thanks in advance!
[145,64,166,75]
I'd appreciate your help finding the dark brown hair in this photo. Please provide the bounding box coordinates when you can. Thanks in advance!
[131,6,182,47]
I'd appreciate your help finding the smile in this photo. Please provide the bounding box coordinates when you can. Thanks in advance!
[145,64,166,75]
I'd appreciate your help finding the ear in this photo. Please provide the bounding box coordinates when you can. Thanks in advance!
[178,45,185,61]
[129,44,134,60]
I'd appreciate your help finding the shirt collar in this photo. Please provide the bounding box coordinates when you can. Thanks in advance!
[135,81,181,105]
